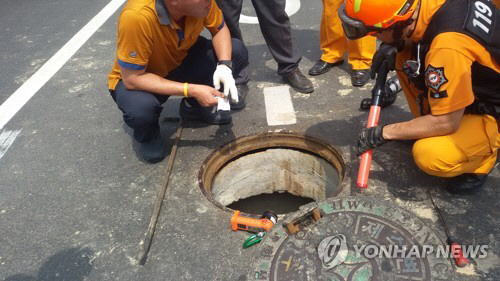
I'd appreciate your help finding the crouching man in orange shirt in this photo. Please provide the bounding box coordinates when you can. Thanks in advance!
[108,0,249,163]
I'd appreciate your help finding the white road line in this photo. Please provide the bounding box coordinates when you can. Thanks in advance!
[0,0,126,131]
[263,86,297,126]
[0,129,22,161]
[240,0,301,24]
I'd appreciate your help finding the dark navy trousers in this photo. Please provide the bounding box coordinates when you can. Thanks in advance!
[110,37,249,142]
[215,0,302,75]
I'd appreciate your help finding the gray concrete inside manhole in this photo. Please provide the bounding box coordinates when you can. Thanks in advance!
[199,132,345,216]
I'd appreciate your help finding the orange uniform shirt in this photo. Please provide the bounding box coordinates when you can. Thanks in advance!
[396,0,500,117]
[107,0,225,90]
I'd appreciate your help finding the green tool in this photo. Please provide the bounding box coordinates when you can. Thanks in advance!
[243,232,265,248]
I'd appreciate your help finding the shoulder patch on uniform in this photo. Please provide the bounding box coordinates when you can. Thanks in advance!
[424,65,448,92]
[129,51,137,58]
[429,90,448,99]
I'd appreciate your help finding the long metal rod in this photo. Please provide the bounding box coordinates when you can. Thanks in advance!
[427,187,451,238]
[139,119,183,265]
[427,186,469,267]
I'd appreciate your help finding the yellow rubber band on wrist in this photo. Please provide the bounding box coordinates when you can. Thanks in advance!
[183,83,188,97]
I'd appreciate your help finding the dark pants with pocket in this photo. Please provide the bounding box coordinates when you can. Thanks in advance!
[215,0,301,75]
[110,37,249,142]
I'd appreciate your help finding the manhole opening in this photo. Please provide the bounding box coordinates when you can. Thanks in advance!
[199,132,345,216]
[227,191,315,215]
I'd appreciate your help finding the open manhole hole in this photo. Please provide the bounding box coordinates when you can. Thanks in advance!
[199,132,345,216]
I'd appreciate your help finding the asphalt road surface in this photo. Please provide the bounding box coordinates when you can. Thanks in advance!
[1,1,499,280]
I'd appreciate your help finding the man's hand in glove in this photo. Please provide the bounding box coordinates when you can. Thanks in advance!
[213,64,238,104]
[357,125,390,156]
[370,43,398,79]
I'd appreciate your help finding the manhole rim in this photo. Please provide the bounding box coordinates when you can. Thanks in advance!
[198,131,346,216]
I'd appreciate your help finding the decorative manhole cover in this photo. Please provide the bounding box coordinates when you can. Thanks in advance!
[251,197,456,281]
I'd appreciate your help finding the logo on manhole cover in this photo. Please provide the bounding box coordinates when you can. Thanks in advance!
[317,234,348,269]
[252,197,455,281]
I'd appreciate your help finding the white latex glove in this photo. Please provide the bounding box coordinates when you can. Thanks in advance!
[213,64,238,104]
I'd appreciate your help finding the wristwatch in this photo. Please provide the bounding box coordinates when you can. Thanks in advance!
[217,60,232,70]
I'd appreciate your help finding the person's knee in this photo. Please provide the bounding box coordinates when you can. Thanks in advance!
[231,38,248,65]
[129,111,158,128]
[123,101,162,129]
[412,138,460,177]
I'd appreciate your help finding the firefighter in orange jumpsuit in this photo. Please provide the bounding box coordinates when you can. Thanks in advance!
[339,0,500,194]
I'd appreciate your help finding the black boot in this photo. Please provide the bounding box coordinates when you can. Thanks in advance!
[447,173,488,195]
[360,75,401,110]
[308,59,344,76]
[230,84,249,110]
[351,69,370,87]
[133,133,168,163]
[359,93,398,110]
[179,98,231,124]
[283,67,314,93]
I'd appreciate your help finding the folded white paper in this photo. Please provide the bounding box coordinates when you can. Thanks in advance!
[217,97,231,111]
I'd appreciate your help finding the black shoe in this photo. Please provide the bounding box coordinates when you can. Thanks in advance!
[359,75,401,110]
[447,173,488,195]
[360,93,398,110]
[308,59,344,76]
[133,133,168,163]
[351,69,370,87]
[283,67,314,93]
[179,98,231,125]
[230,84,249,110]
